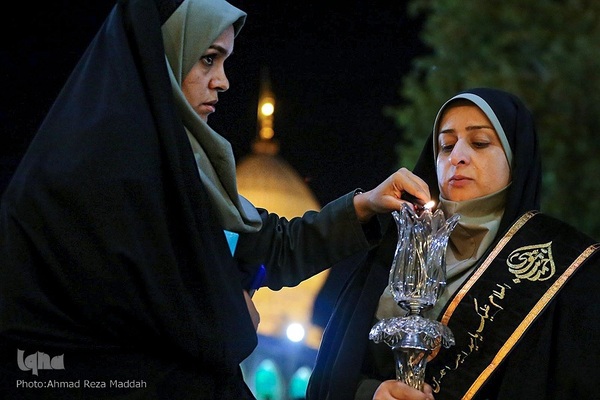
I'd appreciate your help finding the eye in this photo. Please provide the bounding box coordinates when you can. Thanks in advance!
[439,143,454,153]
[201,53,216,66]
[472,141,490,149]
[438,133,456,153]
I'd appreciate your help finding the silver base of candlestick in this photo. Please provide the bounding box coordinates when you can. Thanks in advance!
[370,314,454,389]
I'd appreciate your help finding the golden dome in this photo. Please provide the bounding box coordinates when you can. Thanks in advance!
[236,137,328,349]
[237,140,320,217]
[236,67,330,349]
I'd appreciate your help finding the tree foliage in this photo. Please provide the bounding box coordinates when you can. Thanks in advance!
[387,0,600,239]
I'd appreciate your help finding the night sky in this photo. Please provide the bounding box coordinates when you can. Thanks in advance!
[2,1,426,205]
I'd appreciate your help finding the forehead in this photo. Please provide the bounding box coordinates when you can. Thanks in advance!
[438,103,492,130]
[439,99,490,123]
[208,25,235,55]
[433,93,513,164]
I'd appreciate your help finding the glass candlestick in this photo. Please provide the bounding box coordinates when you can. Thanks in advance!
[369,202,459,390]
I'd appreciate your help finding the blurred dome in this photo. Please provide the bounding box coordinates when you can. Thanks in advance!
[237,137,327,349]
[237,139,320,217]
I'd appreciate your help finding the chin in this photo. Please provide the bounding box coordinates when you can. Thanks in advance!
[445,189,474,202]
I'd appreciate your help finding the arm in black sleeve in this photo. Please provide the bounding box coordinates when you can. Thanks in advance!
[235,190,383,290]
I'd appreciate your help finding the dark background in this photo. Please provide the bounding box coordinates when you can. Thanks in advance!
[1,1,425,205]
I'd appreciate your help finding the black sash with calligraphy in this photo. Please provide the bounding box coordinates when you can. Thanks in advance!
[426,211,600,399]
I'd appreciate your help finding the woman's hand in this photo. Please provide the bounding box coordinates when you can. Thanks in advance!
[373,380,435,400]
[353,168,431,223]
[243,290,260,330]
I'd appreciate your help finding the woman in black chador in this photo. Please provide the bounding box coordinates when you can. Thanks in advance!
[308,87,600,400]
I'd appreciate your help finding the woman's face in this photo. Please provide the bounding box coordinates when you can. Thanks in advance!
[182,25,235,121]
[436,104,511,201]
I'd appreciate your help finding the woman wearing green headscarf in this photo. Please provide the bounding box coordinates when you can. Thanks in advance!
[0,0,430,398]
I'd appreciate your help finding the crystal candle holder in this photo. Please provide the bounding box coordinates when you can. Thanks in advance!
[369,202,459,389]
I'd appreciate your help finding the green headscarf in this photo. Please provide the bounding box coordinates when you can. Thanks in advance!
[162,0,262,233]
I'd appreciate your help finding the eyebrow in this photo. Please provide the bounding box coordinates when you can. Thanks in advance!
[439,124,495,134]
[208,44,231,56]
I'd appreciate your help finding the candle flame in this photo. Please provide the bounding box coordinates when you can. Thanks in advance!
[423,200,435,210]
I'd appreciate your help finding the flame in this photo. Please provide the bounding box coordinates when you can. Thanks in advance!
[423,200,436,210]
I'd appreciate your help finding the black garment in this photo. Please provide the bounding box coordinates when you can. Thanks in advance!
[0,1,380,397]
[308,213,600,400]
[1,0,256,398]
[307,88,600,399]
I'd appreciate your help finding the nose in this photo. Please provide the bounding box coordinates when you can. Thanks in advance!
[449,141,470,166]
[210,68,229,92]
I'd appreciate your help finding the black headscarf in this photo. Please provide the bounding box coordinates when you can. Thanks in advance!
[307,87,543,400]
[413,87,541,233]
[0,0,257,390]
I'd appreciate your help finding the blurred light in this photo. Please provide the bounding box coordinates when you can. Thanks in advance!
[260,101,274,116]
[254,359,281,399]
[286,322,305,343]
[289,366,312,399]
[260,127,275,140]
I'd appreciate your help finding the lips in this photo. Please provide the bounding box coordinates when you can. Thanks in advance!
[448,175,472,187]
[202,103,216,113]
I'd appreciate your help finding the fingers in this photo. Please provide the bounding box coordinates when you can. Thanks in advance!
[393,168,431,205]
[379,168,431,213]
[353,167,432,223]
[374,380,435,400]
[423,383,435,399]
